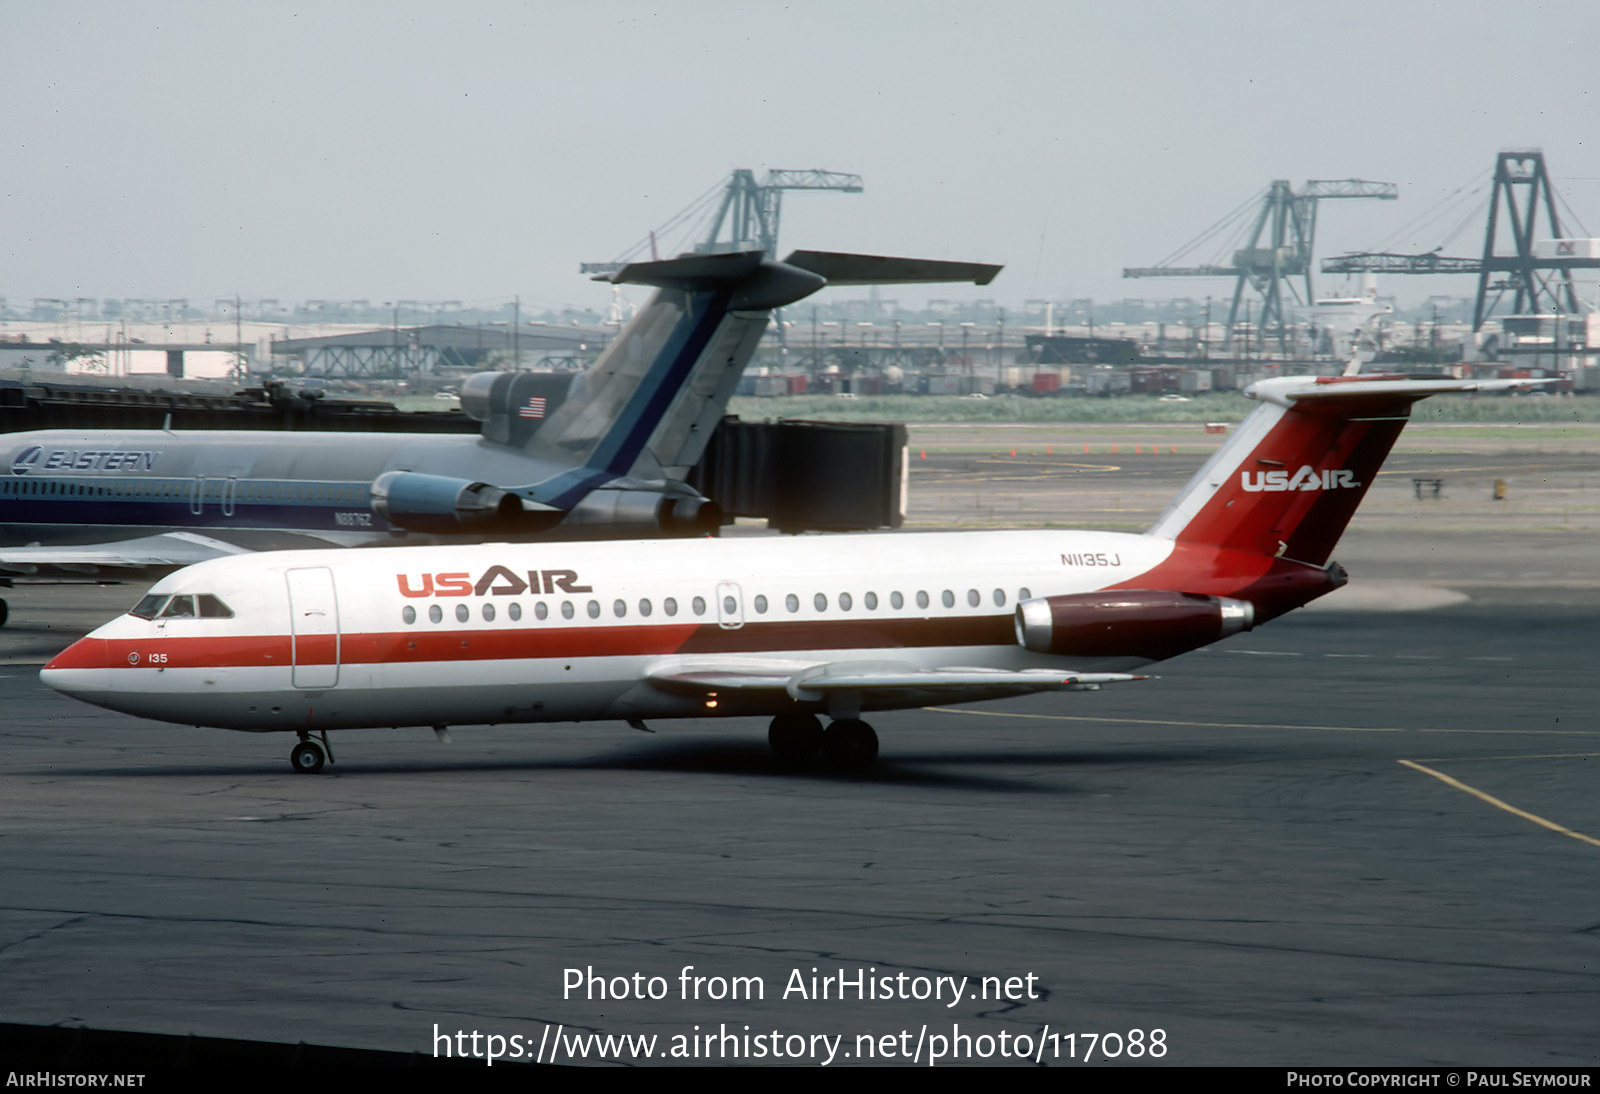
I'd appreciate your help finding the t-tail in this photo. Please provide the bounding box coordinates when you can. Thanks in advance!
[376,250,998,539]
[468,250,1001,514]
[1134,375,1538,621]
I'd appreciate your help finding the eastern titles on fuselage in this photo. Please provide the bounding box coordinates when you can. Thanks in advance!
[11,445,162,474]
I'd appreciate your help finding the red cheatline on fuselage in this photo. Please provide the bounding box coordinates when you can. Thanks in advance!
[43,614,1021,673]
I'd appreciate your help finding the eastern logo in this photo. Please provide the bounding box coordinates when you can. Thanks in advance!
[10,445,42,475]
[1240,466,1360,493]
[10,447,159,474]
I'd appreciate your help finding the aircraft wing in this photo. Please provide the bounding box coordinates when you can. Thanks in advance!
[0,532,254,577]
[646,660,1146,703]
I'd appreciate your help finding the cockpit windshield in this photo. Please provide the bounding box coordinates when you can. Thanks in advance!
[129,594,167,620]
[129,594,235,620]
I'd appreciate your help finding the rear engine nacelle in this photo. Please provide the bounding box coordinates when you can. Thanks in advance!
[561,489,724,538]
[370,471,526,534]
[1015,589,1254,662]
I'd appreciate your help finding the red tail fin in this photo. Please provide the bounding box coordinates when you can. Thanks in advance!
[1149,376,1529,566]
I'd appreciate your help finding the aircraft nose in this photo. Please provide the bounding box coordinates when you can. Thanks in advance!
[40,637,112,697]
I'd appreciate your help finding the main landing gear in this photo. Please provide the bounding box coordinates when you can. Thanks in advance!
[289,730,334,774]
[768,713,879,771]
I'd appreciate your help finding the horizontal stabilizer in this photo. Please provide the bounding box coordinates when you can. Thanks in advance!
[598,250,767,288]
[782,250,1002,286]
[1255,374,1551,408]
[601,249,1002,289]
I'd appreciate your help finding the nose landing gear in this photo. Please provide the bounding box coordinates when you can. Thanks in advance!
[289,730,334,774]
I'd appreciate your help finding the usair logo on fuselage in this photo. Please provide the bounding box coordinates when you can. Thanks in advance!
[1240,466,1360,492]
[397,566,592,598]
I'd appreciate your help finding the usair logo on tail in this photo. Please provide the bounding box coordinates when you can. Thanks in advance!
[1240,466,1360,492]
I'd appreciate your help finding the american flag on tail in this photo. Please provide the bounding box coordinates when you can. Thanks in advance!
[519,396,547,420]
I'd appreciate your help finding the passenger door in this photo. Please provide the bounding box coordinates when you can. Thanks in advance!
[287,566,341,688]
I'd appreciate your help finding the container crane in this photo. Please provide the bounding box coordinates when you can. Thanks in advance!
[1125,178,1397,353]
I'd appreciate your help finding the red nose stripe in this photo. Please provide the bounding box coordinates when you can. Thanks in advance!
[43,638,107,671]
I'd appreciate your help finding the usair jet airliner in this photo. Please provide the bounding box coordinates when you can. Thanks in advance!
[42,374,1528,773]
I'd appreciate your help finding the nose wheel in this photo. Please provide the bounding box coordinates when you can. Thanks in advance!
[289,733,329,774]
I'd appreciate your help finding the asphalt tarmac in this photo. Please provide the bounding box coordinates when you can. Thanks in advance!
[1,429,1597,1068]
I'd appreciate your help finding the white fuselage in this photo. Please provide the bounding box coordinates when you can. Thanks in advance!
[43,529,1176,732]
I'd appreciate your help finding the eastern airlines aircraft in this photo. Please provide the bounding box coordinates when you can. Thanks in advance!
[42,374,1524,773]
[0,249,999,625]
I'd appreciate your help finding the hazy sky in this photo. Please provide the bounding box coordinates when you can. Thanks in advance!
[4,1,1598,313]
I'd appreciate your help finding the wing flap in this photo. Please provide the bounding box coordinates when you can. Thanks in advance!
[646,660,1147,701]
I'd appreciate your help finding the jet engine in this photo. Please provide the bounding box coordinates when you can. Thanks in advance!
[1015,589,1254,661]
[370,471,530,534]
[560,488,724,538]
